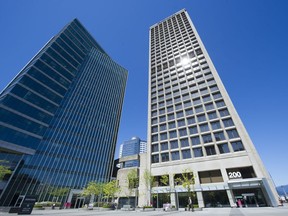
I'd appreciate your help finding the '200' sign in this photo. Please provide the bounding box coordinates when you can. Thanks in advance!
[228,171,242,179]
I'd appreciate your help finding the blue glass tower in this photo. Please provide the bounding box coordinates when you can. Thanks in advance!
[0,19,127,206]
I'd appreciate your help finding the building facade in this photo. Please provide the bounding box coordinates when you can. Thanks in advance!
[119,137,147,168]
[0,19,127,207]
[145,9,279,208]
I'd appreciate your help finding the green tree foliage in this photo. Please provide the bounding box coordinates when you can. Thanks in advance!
[49,187,69,202]
[103,180,120,201]
[82,181,103,198]
[0,160,12,180]
[175,168,195,197]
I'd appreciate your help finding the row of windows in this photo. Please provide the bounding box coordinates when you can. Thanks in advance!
[151,127,240,145]
[151,92,223,117]
[151,140,245,163]
[151,58,208,85]
[153,166,256,186]
[151,104,229,128]
[152,117,234,137]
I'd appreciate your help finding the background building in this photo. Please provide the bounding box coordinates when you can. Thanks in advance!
[144,9,279,208]
[0,19,127,207]
[118,137,147,168]
[116,137,146,208]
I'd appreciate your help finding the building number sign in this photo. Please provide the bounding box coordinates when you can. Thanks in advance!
[228,171,242,179]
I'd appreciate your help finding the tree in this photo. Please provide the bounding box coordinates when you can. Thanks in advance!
[49,187,69,202]
[143,169,154,206]
[82,181,103,204]
[103,180,120,202]
[0,160,12,180]
[175,168,195,199]
[126,169,138,206]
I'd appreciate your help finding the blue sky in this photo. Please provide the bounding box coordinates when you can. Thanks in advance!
[1,0,287,186]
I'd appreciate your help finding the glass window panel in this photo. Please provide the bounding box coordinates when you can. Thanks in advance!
[193,147,203,157]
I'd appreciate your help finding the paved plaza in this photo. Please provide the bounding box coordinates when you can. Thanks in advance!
[1,204,288,216]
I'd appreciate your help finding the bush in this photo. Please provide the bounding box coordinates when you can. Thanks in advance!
[102,203,114,208]
[34,201,61,208]
[143,205,153,208]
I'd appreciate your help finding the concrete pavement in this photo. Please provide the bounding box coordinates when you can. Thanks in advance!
[1,205,288,216]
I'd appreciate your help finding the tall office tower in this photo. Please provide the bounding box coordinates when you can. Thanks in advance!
[0,19,127,207]
[118,137,147,168]
[147,9,278,208]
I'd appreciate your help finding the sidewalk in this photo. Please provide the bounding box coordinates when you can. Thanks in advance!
[0,205,288,216]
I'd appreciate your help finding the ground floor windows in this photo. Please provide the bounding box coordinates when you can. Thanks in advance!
[202,190,230,207]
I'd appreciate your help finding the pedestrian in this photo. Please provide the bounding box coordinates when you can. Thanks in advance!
[188,196,194,211]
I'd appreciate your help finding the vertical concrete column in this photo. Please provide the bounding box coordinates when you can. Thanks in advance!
[196,191,204,208]
[227,189,236,207]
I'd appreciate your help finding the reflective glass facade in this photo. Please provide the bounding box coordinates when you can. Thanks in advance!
[0,19,127,206]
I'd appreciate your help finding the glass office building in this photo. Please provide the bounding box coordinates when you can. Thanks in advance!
[119,137,147,168]
[0,19,127,206]
[146,9,279,208]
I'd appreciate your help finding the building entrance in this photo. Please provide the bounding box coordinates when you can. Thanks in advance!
[233,188,267,207]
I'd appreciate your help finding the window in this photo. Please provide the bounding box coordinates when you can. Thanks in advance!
[159,108,165,115]
[152,134,158,142]
[193,147,203,157]
[227,129,239,139]
[189,126,198,135]
[185,108,193,116]
[202,95,211,102]
[195,105,204,113]
[160,133,167,140]
[179,128,187,137]
[182,149,191,159]
[151,154,159,163]
[216,100,225,108]
[152,126,158,133]
[210,85,219,92]
[191,136,201,145]
[211,121,221,130]
[161,142,169,151]
[171,151,180,161]
[159,115,166,123]
[223,118,234,127]
[152,144,159,152]
[213,92,222,99]
[176,111,184,118]
[208,112,218,120]
[169,121,176,129]
[187,117,196,125]
[168,113,175,120]
[199,170,223,183]
[161,153,169,162]
[176,119,185,127]
[200,88,208,95]
[214,131,226,141]
[160,124,167,131]
[218,143,230,154]
[205,103,214,111]
[219,109,229,117]
[170,140,178,149]
[202,134,213,143]
[193,98,201,105]
[175,103,183,110]
[231,141,245,152]
[205,145,216,156]
[152,118,157,124]
[200,123,209,132]
[197,114,206,122]
[184,101,192,108]
[167,106,174,112]
[169,130,177,138]
[180,138,189,147]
